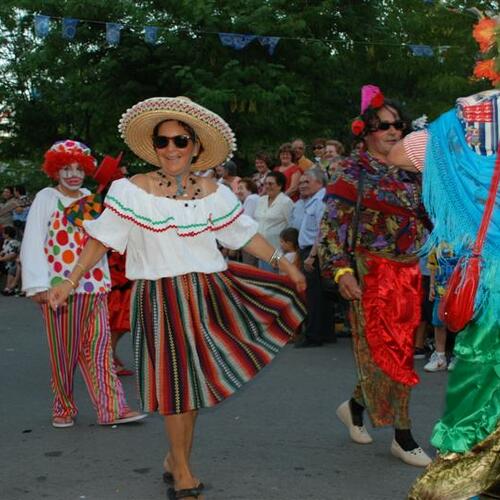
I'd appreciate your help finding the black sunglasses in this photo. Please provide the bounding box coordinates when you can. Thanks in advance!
[152,135,192,149]
[375,120,405,131]
[313,145,325,150]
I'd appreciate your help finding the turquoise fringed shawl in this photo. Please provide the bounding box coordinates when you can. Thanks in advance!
[423,109,500,314]
[425,109,500,454]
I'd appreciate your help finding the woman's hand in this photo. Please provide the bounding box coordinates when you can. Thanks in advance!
[48,281,74,310]
[287,264,306,293]
[303,256,315,273]
[429,287,435,302]
[338,273,362,301]
[31,291,49,304]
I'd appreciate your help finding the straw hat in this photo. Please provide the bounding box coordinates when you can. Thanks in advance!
[118,97,236,171]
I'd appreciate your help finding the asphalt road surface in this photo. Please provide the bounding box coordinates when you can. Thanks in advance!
[1,295,449,500]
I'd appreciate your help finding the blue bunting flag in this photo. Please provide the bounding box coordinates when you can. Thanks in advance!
[257,36,280,55]
[409,44,434,57]
[34,14,50,38]
[218,33,256,50]
[144,26,159,45]
[62,18,79,40]
[106,22,123,46]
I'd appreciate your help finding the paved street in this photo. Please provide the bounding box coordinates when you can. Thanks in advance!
[1,295,448,500]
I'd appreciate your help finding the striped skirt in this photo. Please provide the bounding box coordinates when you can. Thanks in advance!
[131,262,306,415]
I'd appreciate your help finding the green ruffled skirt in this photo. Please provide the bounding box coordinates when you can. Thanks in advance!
[431,298,500,453]
[408,286,500,499]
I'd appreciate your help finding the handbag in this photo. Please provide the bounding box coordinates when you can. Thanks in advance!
[438,146,500,332]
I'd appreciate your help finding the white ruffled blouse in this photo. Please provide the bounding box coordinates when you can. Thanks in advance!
[84,179,258,280]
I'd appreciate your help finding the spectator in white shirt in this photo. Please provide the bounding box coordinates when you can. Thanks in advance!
[254,171,294,272]
[237,178,259,220]
[238,178,260,266]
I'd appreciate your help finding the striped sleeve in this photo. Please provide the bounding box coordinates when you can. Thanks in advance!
[403,130,429,172]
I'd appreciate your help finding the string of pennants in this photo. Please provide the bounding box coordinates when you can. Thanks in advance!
[33,13,450,58]
[33,14,280,55]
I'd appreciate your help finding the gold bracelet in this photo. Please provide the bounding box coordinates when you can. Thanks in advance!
[74,263,85,273]
[268,248,278,264]
[334,267,354,284]
[269,249,284,269]
[64,277,78,289]
[269,249,283,269]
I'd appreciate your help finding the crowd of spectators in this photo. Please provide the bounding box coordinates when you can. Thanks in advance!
[205,135,453,364]
[207,136,350,345]
[1,135,451,363]
[0,185,31,295]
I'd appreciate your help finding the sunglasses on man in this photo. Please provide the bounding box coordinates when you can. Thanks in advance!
[374,120,406,131]
[152,135,193,149]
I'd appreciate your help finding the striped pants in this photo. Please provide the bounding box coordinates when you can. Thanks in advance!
[40,293,130,424]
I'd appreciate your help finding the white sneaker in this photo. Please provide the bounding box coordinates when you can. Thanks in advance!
[424,352,447,372]
[390,439,432,467]
[336,400,373,444]
[99,412,147,425]
[448,356,457,371]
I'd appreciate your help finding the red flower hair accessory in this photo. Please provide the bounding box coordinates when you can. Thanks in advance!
[351,119,366,136]
[351,84,386,136]
[42,140,96,179]
[361,84,385,113]
[370,91,385,109]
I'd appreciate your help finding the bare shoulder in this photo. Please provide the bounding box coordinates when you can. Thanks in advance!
[130,173,156,192]
[196,176,219,196]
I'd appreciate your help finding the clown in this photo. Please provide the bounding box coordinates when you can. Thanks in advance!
[21,140,145,428]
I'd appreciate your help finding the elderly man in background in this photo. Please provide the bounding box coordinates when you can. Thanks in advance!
[292,138,314,171]
[217,160,241,193]
[291,168,331,347]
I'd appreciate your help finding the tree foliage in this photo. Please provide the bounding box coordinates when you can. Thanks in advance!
[0,0,497,188]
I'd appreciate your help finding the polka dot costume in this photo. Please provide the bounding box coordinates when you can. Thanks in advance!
[44,199,111,293]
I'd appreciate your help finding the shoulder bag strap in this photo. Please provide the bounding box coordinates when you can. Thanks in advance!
[473,145,500,256]
[347,168,366,265]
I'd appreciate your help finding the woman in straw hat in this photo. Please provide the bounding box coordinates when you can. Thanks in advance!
[49,97,306,499]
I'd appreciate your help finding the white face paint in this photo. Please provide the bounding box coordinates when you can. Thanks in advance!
[58,163,85,191]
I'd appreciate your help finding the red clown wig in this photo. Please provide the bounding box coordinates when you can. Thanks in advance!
[42,140,97,179]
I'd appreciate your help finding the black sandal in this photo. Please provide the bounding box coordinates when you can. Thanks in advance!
[167,486,203,499]
[163,472,204,489]
[163,471,174,484]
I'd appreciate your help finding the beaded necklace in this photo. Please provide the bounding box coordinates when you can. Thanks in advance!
[156,171,202,200]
